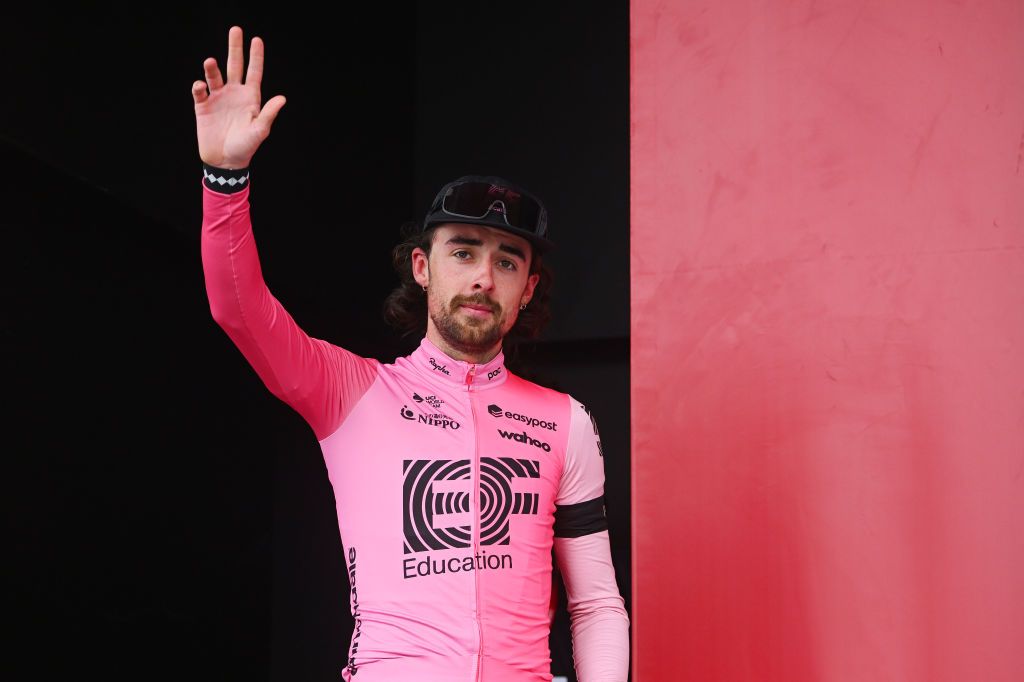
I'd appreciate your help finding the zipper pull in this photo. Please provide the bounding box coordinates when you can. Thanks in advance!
[465,365,475,386]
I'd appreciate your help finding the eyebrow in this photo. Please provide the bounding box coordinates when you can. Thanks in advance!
[445,236,528,263]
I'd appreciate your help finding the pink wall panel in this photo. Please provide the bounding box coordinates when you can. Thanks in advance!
[630,2,1024,680]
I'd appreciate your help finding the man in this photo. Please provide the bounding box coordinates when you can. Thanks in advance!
[192,26,629,681]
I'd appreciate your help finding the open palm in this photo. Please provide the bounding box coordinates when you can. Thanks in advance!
[192,26,286,169]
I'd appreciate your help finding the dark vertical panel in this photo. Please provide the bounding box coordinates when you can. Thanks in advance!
[3,139,273,680]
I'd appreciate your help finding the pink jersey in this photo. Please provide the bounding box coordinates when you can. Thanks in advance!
[200,174,629,681]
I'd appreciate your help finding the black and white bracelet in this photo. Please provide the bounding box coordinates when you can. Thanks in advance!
[202,163,250,194]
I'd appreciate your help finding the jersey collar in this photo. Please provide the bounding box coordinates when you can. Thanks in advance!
[411,337,508,388]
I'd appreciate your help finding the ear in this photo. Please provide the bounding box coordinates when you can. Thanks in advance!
[412,247,430,288]
[520,272,540,308]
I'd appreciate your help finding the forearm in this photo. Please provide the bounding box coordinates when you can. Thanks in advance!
[554,532,630,681]
[201,172,294,398]
[201,170,261,336]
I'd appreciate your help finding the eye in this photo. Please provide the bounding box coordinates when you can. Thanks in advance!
[452,249,472,260]
[497,259,518,272]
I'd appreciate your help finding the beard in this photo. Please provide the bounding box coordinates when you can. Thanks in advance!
[431,293,507,355]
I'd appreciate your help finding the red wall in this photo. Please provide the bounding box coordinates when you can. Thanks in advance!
[630,2,1024,680]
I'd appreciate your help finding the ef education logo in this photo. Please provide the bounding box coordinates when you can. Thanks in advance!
[402,457,540,579]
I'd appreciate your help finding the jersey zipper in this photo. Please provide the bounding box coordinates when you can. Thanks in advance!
[466,364,484,682]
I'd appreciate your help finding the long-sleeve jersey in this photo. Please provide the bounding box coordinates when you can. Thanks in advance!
[200,169,630,681]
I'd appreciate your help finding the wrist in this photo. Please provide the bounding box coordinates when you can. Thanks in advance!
[202,163,250,194]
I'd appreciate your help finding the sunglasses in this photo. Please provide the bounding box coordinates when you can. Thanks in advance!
[429,179,549,242]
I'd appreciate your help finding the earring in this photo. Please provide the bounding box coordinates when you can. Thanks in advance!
[422,286,428,292]
[520,303,527,311]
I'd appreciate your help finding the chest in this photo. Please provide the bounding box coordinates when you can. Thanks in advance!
[320,371,570,544]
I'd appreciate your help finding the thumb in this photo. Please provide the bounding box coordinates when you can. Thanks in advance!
[254,95,287,137]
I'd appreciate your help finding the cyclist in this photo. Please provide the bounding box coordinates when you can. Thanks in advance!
[193,25,629,681]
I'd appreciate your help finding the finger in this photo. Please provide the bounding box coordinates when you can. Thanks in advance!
[191,79,209,104]
[245,36,265,87]
[226,25,244,83]
[254,95,287,137]
[203,57,224,92]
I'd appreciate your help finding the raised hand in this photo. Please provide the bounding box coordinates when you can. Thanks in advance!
[192,26,286,169]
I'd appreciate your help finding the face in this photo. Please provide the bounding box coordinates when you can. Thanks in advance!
[412,223,540,358]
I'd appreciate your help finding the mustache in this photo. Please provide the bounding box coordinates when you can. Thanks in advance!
[450,294,501,314]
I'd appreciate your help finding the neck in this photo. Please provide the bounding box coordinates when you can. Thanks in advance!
[425,325,502,365]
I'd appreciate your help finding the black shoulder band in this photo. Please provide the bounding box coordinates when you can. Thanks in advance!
[554,496,608,538]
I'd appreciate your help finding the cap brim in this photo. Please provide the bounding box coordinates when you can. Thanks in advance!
[424,213,555,253]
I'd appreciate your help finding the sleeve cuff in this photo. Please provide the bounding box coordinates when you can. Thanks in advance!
[202,163,250,194]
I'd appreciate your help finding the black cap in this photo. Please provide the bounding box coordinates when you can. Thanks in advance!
[422,174,554,253]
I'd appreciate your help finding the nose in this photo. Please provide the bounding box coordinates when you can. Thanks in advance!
[471,259,495,292]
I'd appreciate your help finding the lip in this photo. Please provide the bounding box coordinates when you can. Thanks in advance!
[460,304,494,317]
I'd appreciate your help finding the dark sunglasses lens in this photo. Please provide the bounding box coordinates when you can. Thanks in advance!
[442,182,542,234]
[514,195,542,235]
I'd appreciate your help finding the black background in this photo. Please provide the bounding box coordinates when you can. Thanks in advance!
[3,4,629,680]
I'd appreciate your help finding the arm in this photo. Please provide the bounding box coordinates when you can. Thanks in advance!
[554,533,630,682]
[553,398,630,681]
[194,27,377,439]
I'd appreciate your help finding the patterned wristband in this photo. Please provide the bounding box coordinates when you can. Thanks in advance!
[202,163,250,194]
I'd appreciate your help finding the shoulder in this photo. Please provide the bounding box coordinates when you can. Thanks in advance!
[504,370,572,405]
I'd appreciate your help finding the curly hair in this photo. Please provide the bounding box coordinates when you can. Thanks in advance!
[382,221,553,341]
